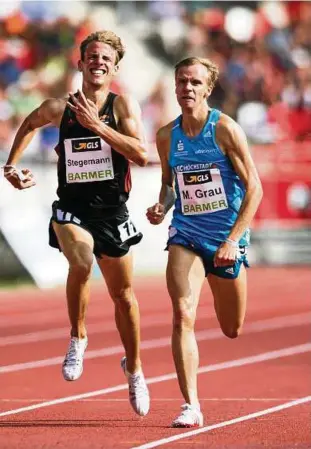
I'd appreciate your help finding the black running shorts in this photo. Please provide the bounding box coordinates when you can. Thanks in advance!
[49,200,143,258]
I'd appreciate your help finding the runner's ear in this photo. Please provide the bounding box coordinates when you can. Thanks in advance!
[78,60,83,72]
[114,64,119,74]
[205,86,212,98]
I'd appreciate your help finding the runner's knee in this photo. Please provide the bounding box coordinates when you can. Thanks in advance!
[68,256,93,280]
[111,287,135,309]
[172,297,196,332]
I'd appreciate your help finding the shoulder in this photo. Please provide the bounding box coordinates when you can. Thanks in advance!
[39,98,67,123]
[156,121,175,144]
[215,113,247,151]
[216,113,242,135]
[40,98,67,114]
[114,93,141,116]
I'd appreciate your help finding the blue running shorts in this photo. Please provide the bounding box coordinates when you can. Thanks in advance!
[166,227,249,279]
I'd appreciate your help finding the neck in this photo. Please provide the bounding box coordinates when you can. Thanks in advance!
[181,104,211,137]
[81,82,110,107]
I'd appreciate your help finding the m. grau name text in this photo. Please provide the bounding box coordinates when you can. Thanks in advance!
[182,187,223,200]
[67,157,110,168]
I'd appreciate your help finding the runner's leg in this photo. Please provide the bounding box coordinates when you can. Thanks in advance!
[52,221,94,339]
[208,265,247,339]
[166,244,205,406]
[97,252,141,373]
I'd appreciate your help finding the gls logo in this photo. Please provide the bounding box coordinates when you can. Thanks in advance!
[183,170,212,185]
[72,138,101,153]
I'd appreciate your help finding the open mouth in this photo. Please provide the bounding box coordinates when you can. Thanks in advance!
[90,69,106,75]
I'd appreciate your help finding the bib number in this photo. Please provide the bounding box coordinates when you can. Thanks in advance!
[118,219,140,242]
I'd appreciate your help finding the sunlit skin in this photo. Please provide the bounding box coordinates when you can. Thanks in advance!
[175,64,212,119]
[77,41,119,101]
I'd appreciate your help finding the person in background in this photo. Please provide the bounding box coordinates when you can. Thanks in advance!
[147,57,263,427]
[3,30,150,417]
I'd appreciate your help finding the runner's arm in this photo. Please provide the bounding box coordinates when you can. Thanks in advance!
[146,125,175,225]
[216,116,263,243]
[156,126,176,213]
[5,98,65,166]
[68,91,148,167]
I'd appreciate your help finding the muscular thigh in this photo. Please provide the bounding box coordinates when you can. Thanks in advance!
[167,244,205,312]
[97,252,133,298]
[52,221,94,266]
[208,264,247,330]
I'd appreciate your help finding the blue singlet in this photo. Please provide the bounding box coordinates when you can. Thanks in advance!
[169,108,250,249]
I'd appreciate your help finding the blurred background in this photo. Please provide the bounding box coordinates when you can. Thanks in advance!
[0,0,310,288]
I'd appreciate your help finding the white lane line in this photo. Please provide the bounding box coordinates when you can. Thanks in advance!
[0,343,310,418]
[1,311,309,347]
[1,313,310,374]
[0,307,211,346]
[131,396,311,449]
[0,397,302,403]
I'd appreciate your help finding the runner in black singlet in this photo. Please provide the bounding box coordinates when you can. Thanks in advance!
[50,91,142,258]
[4,30,150,418]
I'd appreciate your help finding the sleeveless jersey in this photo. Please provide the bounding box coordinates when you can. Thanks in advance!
[169,108,250,246]
[55,92,131,217]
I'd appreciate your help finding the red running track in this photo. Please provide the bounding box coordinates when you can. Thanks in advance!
[0,267,310,449]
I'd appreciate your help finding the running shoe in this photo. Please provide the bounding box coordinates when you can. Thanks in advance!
[171,403,204,428]
[62,336,88,381]
[121,356,150,416]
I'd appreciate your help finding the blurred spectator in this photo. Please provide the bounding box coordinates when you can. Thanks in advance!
[0,0,310,163]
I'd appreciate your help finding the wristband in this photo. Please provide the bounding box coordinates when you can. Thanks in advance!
[2,165,17,177]
[225,238,239,248]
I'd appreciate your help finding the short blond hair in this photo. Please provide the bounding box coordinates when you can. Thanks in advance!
[80,30,125,64]
[175,57,219,89]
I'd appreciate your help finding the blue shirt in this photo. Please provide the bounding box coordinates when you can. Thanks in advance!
[169,108,250,246]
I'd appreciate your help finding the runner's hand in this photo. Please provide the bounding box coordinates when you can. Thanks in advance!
[213,241,237,267]
[146,203,165,225]
[4,167,36,190]
[67,90,100,130]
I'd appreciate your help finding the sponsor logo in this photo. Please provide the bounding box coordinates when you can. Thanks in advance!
[72,138,101,152]
[225,267,235,275]
[183,200,227,213]
[67,170,113,182]
[195,148,219,154]
[204,130,212,137]
[183,170,212,185]
[176,163,214,172]
[177,140,184,151]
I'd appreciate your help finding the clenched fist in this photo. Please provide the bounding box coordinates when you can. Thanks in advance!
[4,166,36,190]
[146,203,165,225]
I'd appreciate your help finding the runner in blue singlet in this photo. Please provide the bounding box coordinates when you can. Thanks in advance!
[147,57,263,428]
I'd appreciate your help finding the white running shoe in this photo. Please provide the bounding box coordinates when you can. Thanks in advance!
[62,336,88,381]
[121,356,150,416]
[171,404,204,428]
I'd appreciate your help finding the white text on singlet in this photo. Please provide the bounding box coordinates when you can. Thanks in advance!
[176,168,228,215]
[64,136,114,183]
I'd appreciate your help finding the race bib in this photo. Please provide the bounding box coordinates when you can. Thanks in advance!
[118,218,140,243]
[64,136,114,183]
[176,168,228,215]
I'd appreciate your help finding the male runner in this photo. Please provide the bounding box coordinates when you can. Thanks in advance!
[147,57,263,427]
[4,30,150,417]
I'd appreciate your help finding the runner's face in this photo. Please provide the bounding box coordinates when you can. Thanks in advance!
[79,41,118,86]
[175,64,211,110]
